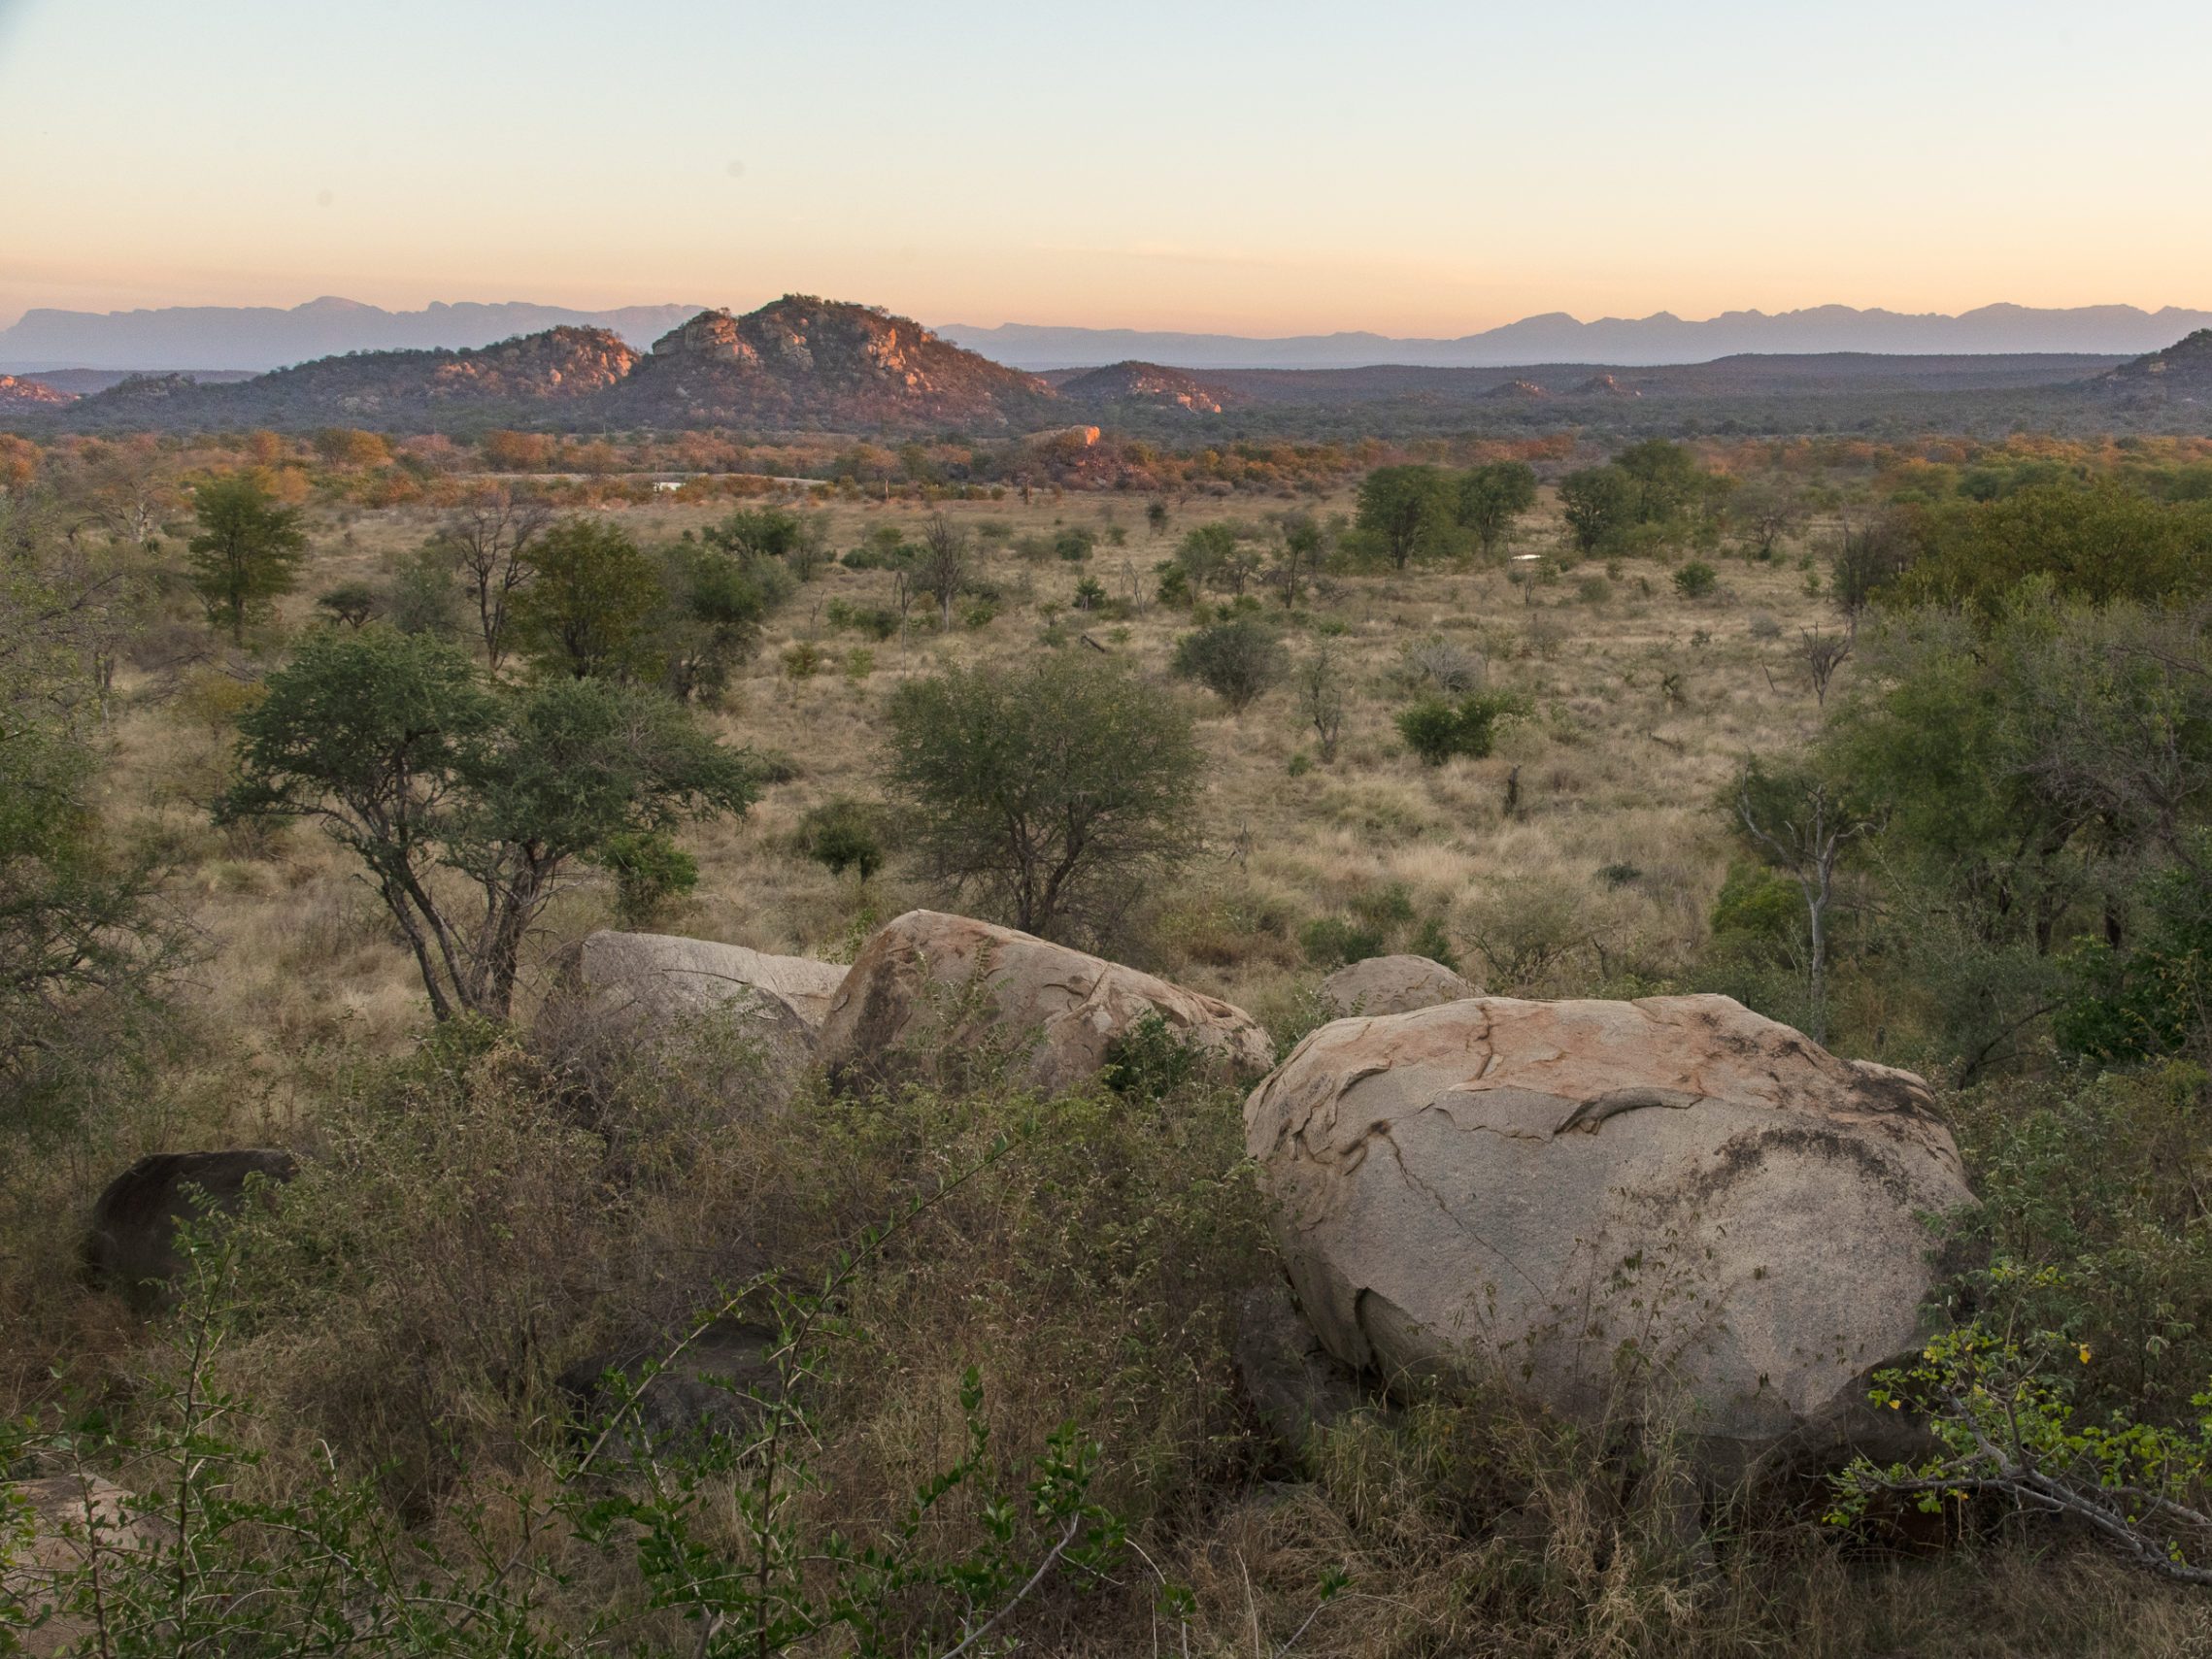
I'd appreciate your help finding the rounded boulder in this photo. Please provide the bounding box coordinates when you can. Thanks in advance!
[1244,995,1974,1482]
[820,910,1273,1094]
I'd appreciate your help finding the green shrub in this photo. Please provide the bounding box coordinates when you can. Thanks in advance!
[1395,690,1528,765]
[1407,914,1460,973]
[1171,615,1289,713]
[1100,1010,1204,1102]
[1299,915,1386,967]
[795,797,886,880]
[825,598,899,640]
[1673,560,1719,599]
[596,828,698,926]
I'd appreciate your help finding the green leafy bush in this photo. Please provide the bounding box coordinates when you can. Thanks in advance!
[1672,560,1719,599]
[1101,1011,1204,1102]
[596,828,698,926]
[1299,915,1386,968]
[1394,690,1528,764]
[796,797,887,880]
[1171,615,1289,713]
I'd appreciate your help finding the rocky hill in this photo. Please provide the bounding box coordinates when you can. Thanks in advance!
[604,297,1058,430]
[1056,360,1236,415]
[0,296,700,373]
[80,327,638,425]
[2091,329,2212,406]
[0,374,73,409]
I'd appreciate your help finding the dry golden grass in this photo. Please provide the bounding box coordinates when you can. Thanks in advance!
[7,479,2197,1658]
[77,484,1849,1159]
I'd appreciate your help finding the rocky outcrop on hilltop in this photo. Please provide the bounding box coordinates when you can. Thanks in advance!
[1574,373,1641,398]
[2091,328,2212,406]
[1057,360,1237,415]
[1484,379,1547,399]
[610,296,1060,430]
[0,374,74,408]
[76,327,638,426]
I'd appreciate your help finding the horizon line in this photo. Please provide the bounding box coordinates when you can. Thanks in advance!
[8,293,2212,341]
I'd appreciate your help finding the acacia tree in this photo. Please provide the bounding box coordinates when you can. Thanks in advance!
[1457,461,1538,557]
[435,491,552,669]
[885,654,1200,940]
[1558,466,1635,554]
[1268,514,1324,608]
[1295,646,1346,763]
[1172,615,1288,713]
[511,517,663,680]
[186,476,308,644]
[1356,466,1457,569]
[218,625,754,1021]
[3,543,183,1132]
[1736,481,1807,560]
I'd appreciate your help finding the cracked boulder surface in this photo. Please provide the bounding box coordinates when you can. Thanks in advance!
[1244,994,1974,1484]
[573,930,848,1028]
[532,931,845,1108]
[820,910,1275,1095]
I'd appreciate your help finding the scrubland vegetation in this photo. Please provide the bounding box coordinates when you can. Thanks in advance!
[10,415,2212,1654]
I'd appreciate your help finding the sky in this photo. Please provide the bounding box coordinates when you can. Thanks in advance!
[3,0,2209,337]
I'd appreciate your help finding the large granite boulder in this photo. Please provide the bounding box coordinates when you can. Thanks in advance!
[83,1150,297,1308]
[538,931,849,1103]
[1318,954,1476,1016]
[1244,995,1974,1483]
[819,910,1274,1094]
[574,931,848,1028]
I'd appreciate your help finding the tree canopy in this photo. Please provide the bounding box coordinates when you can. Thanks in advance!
[220,624,754,1020]
[186,474,309,644]
[884,654,1201,940]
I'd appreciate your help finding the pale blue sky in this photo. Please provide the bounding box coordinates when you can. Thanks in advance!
[3,0,2206,332]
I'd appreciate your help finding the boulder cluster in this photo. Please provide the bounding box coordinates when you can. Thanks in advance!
[80,912,1973,1489]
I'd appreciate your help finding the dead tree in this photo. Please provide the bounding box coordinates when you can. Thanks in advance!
[437,491,551,670]
[1736,762,1881,1044]
[1801,629,1853,707]
[915,513,970,627]
[1295,646,1345,763]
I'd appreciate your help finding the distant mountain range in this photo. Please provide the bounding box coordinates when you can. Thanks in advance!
[9,300,2206,439]
[7,297,2212,378]
[0,297,703,372]
[937,305,2212,370]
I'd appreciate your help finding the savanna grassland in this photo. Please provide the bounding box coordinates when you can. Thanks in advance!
[9,421,2212,1658]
